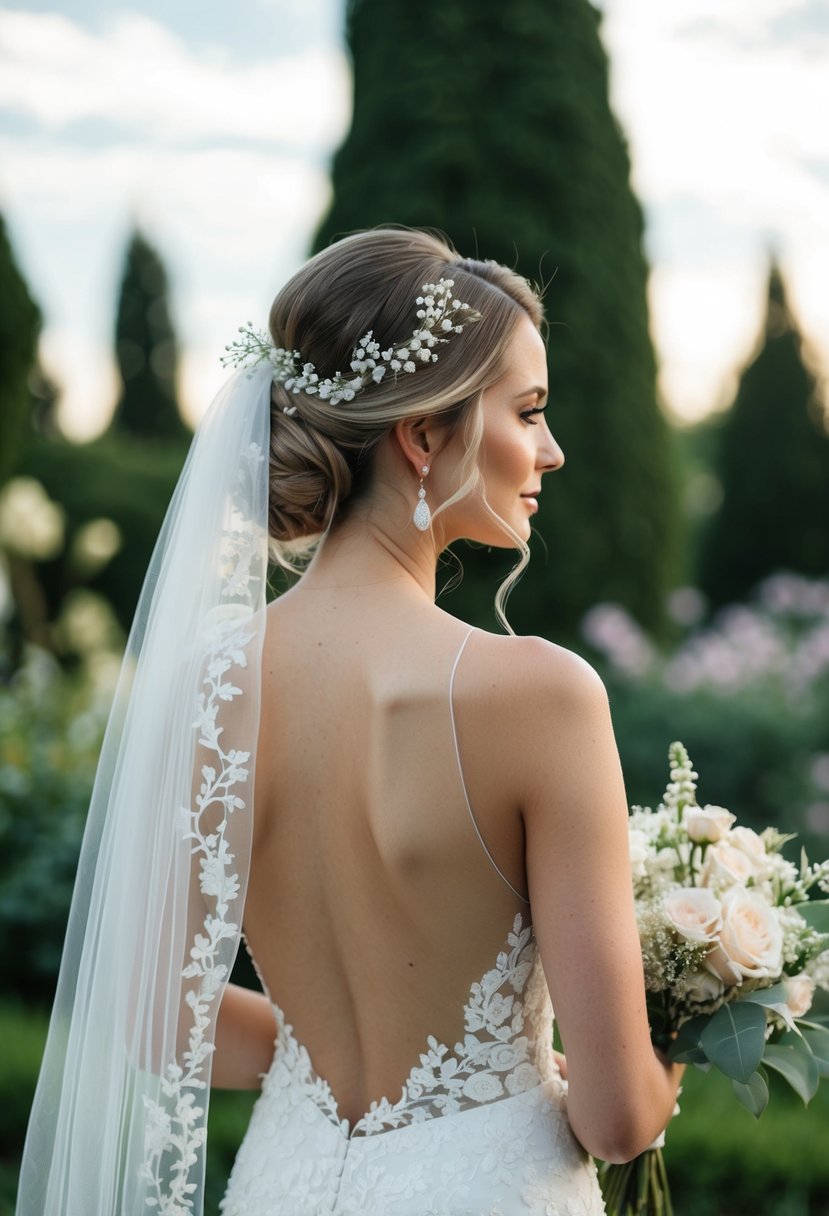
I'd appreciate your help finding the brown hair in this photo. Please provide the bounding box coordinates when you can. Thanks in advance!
[266,227,544,624]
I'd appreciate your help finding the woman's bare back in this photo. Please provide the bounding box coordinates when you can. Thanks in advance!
[242,587,531,1127]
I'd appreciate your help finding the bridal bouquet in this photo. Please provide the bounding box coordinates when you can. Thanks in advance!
[600,742,829,1216]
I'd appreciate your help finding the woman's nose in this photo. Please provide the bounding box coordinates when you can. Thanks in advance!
[539,430,565,473]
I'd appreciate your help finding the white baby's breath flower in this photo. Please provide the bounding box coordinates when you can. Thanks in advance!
[807,949,829,990]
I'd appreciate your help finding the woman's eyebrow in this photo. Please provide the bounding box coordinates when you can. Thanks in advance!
[513,386,548,402]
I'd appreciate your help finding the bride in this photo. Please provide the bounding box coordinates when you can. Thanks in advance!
[17,228,683,1216]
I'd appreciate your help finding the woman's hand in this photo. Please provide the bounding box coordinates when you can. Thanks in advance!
[553,1049,568,1080]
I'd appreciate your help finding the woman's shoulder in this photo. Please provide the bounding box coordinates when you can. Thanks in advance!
[463,627,608,712]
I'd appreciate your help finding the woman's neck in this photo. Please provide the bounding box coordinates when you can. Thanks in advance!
[297,512,440,603]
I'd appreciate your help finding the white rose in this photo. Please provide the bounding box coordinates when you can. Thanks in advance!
[701,841,756,888]
[785,974,815,1019]
[704,943,743,988]
[663,887,723,945]
[629,828,649,879]
[728,827,769,872]
[684,966,726,1004]
[717,888,784,980]
[683,804,736,844]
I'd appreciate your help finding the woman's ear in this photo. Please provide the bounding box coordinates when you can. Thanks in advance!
[392,416,435,478]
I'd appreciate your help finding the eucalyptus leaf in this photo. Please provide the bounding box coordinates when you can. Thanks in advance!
[742,983,788,1008]
[800,901,829,932]
[801,1027,829,1078]
[741,984,796,1030]
[699,1002,767,1082]
[668,1013,709,1063]
[732,1066,769,1119]
[670,1044,709,1066]
[763,1042,820,1104]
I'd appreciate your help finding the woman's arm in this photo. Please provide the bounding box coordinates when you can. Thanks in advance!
[212,983,277,1089]
[515,639,684,1164]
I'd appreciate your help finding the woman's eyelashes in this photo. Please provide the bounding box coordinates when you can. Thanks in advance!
[520,406,547,425]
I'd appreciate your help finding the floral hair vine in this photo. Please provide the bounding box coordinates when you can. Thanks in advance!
[221,278,482,414]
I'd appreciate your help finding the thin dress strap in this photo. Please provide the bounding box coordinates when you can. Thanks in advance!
[448,628,530,906]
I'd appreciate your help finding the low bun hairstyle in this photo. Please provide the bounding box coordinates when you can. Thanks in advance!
[266,228,544,594]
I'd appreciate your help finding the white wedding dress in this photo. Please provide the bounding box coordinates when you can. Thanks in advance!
[220,631,607,1216]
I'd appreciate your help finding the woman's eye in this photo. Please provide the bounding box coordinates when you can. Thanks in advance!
[520,407,545,425]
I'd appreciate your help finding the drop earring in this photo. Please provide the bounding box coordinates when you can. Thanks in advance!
[413,464,431,531]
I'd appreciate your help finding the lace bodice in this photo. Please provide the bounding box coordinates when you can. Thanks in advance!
[268,912,557,1138]
[221,916,606,1215]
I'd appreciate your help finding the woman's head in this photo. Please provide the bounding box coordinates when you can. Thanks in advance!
[265,227,545,562]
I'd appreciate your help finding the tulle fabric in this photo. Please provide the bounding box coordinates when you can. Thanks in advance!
[17,367,271,1216]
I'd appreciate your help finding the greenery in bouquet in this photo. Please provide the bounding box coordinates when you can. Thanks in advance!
[600,741,829,1216]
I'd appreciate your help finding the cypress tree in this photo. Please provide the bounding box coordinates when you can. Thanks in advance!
[0,213,40,487]
[698,261,829,608]
[110,230,187,440]
[314,0,680,639]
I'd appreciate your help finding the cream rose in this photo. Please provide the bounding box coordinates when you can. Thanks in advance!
[663,887,723,945]
[785,974,815,1019]
[728,826,768,866]
[704,943,743,988]
[683,804,736,844]
[701,840,756,888]
[716,888,784,980]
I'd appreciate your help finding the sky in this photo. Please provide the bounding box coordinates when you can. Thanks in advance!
[0,0,827,438]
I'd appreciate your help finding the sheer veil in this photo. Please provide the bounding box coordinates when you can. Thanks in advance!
[16,366,272,1215]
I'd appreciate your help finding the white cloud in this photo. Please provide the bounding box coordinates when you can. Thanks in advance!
[5,137,333,434]
[600,0,829,419]
[0,8,350,148]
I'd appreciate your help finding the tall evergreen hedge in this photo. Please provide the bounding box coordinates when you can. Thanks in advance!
[698,262,829,608]
[109,230,188,441]
[314,0,680,639]
[0,214,40,488]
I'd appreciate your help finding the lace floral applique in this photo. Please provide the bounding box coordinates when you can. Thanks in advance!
[269,912,553,1139]
[139,618,256,1212]
[138,437,266,1213]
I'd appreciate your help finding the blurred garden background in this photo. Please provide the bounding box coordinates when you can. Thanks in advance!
[2,0,829,1212]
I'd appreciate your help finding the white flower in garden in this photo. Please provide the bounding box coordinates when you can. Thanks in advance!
[683,804,736,844]
[716,887,784,981]
[663,887,723,945]
[784,974,815,1018]
[702,840,757,888]
[684,966,726,1005]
